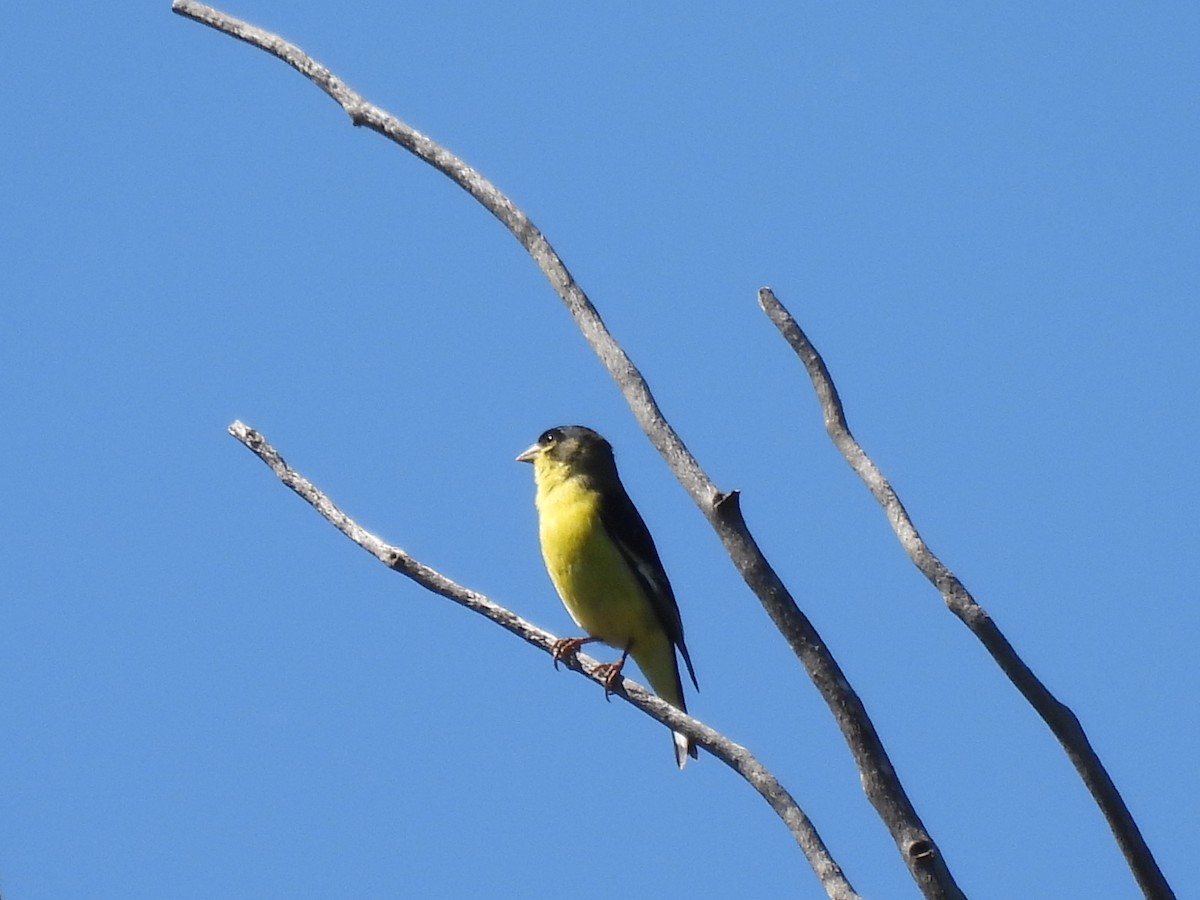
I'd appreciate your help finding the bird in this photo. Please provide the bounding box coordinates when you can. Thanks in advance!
[516,425,699,768]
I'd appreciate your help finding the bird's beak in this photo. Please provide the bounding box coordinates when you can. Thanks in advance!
[515,443,541,464]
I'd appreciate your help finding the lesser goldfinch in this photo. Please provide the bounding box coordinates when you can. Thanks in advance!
[517,425,699,768]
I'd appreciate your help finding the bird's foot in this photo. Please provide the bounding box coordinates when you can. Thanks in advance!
[551,636,596,670]
[593,656,628,702]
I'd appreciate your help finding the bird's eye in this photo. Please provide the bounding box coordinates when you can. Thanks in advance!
[541,428,560,445]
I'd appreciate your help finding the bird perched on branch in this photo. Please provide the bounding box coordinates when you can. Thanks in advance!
[517,425,699,767]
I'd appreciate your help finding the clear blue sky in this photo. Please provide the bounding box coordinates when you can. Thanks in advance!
[3,3,1196,898]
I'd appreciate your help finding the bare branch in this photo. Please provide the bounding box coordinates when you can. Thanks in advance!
[758,287,1176,900]
[226,420,860,900]
[174,5,962,895]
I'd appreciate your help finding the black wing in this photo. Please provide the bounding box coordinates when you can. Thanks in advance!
[597,482,699,691]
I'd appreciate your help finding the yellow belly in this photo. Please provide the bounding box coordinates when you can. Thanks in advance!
[537,481,658,651]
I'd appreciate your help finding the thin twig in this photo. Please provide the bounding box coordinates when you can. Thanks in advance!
[226,420,859,900]
[758,287,1175,900]
[174,4,961,895]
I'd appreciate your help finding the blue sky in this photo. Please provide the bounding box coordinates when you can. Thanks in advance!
[3,3,1197,897]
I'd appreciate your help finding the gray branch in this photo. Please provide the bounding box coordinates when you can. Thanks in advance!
[175,3,962,895]
[226,420,859,900]
[759,287,1175,900]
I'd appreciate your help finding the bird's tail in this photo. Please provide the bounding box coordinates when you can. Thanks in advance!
[673,730,698,769]
[632,642,697,769]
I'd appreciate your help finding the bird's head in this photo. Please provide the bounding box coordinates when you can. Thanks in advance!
[516,425,615,478]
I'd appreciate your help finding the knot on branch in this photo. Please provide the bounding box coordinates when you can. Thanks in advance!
[714,488,741,513]
[907,838,935,862]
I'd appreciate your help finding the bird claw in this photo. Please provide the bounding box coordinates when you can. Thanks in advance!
[551,636,591,670]
[551,637,626,702]
[593,659,626,701]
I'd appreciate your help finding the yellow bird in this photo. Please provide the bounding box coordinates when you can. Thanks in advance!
[517,425,699,767]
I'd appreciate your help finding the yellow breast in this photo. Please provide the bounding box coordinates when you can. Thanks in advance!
[535,470,657,650]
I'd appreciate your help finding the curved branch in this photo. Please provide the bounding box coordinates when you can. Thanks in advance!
[174,5,960,895]
[758,288,1175,900]
[226,420,859,900]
